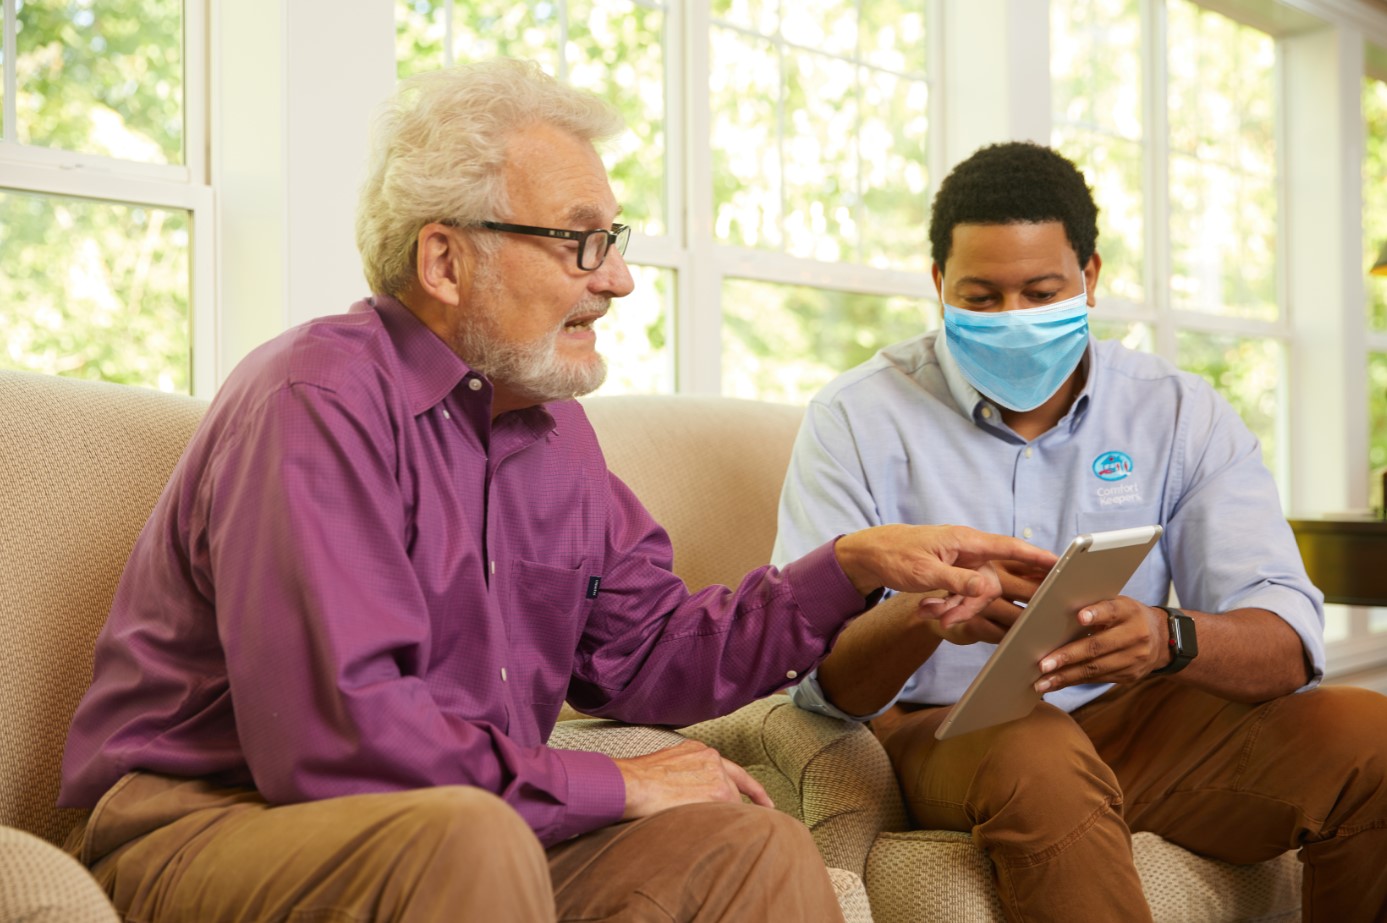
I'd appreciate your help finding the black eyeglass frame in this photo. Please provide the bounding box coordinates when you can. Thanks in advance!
[479,220,630,271]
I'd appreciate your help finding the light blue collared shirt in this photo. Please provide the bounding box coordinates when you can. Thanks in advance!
[775,331,1325,721]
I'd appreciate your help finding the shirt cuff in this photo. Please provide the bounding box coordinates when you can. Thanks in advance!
[1225,584,1326,691]
[781,538,872,640]
[788,668,895,722]
[545,748,626,846]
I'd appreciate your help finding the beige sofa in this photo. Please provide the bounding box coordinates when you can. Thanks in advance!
[0,369,1302,922]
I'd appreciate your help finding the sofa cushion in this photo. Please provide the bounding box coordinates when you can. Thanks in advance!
[581,394,804,592]
[0,826,118,923]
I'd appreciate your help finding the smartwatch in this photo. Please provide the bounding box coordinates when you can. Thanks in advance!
[1151,606,1198,675]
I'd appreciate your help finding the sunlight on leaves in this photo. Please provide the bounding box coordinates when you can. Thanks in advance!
[0,190,191,392]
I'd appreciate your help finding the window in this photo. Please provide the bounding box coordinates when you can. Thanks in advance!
[0,0,212,395]
[1359,69,1387,655]
[1051,0,1288,484]
[1363,72,1387,513]
[394,0,935,402]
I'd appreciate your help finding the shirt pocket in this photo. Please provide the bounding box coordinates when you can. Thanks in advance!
[508,558,594,707]
[1075,506,1161,534]
[1075,506,1168,603]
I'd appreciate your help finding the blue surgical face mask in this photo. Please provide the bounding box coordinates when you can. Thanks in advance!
[942,282,1091,412]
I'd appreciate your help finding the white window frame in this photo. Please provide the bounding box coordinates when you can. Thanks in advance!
[0,0,217,397]
[676,1,943,393]
[1336,44,1387,682]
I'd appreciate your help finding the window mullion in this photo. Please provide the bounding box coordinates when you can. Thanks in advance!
[3,0,16,143]
[557,2,569,82]
[444,0,454,66]
[0,159,203,210]
[662,0,686,393]
[183,0,209,184]
[1144,0,1174,363]
[682,0,721,394]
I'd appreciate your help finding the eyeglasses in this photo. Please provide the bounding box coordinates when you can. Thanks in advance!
[479,221,631,271]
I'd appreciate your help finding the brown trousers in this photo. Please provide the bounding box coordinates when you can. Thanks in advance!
[66,772,845,923]
[871,680,1387,923]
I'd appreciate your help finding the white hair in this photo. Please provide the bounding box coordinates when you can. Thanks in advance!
[355,58,624,296]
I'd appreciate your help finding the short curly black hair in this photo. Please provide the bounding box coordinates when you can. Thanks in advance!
[929,141,1098,271]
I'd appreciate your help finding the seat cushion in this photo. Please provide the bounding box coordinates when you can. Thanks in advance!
[864,828,1301,923]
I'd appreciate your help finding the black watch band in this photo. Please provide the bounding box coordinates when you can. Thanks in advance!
[1150,606,1198,675]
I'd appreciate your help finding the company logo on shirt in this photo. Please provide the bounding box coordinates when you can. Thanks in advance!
[1092,451,1133,482]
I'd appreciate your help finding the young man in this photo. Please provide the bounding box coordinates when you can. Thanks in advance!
[57,61,1053,923]
[775,141,1387,922]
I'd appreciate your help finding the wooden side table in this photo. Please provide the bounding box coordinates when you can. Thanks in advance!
[1287,515,1387,606]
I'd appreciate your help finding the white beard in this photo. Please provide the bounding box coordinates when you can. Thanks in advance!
[452,262,609,405]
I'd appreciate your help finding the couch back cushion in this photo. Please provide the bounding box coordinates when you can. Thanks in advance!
[0,371,207,844]
[581,395,804,591]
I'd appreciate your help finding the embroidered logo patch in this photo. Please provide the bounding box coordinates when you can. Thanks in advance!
[1092,451,1133,482]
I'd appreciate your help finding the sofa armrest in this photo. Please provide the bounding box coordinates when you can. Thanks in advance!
[0,826,118,923]
[679,695,910,879]
[547,712,877,923]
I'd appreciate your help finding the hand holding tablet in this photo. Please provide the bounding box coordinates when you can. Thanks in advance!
[933,525,1163,741]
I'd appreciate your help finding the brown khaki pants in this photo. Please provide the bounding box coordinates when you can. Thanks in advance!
[67,772,845,923]
[871,680,1387,923]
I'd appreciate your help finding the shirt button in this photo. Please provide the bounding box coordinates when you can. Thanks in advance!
[1022,527,1034,539]
[468,378,483,391]
[981,406,993,419]
[442,408,451,420]
[500,668,508,682]
[786,670,798,680]
[490,561,496,575]
[1024,447,1033,459]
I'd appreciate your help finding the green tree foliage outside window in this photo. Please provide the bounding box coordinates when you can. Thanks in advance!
[1370,351,1387,512]
[709,0,930,270]
[1177,330,1281,476]
[1051,0,1145,308]
[14,0,184,163]
[1166,1,1277,323]
[1364,77,1387,334]
[1363,77,1387,509]
[722,280,929,403]
[1,0,191,393]
[0,191,191,392]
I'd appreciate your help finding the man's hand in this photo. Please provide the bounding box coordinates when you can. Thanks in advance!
[834,524,1057,614]
[986,558,1051,616]
[614,739,773,820]
[1031,596,1166,693]
[920,557,1052,644]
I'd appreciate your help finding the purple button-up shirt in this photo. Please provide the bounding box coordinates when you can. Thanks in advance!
[59,296,864,845]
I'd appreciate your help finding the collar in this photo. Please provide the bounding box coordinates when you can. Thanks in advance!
[356,295,558,440]
[356,294,472,417]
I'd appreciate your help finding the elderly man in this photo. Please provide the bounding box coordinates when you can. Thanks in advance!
[775,140,1387,922]
[58,60,1051,923]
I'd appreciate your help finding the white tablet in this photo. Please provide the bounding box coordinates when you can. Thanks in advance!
[933,525,1163,741]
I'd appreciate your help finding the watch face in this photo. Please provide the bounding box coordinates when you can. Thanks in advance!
[1154,608,1196,674]
[1172,612,1197,658]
